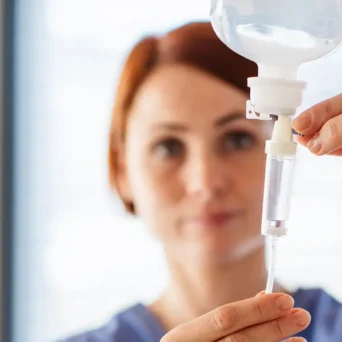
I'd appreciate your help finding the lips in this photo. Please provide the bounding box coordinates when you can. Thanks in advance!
[186,211,242,227]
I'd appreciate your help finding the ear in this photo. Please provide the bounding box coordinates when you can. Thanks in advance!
[117,161,133,204]
[109,146,133,203]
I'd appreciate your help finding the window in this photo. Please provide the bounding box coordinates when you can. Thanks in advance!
[9,1,342,341]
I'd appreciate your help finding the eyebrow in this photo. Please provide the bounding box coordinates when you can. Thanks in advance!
[214,113,245,127]
[152,112,245,132]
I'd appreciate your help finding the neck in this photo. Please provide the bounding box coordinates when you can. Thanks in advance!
[150,246,280,331]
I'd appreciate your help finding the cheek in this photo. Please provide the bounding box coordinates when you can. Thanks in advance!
[126,155,182,216]
[233,151,266,204]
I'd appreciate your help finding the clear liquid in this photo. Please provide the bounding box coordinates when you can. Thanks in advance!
[211,0,342,67]
[263,156,295,222]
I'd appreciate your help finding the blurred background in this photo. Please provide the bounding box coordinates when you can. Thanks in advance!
[1,0,342,341]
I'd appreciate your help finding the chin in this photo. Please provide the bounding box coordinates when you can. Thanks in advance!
[182,235,265,265]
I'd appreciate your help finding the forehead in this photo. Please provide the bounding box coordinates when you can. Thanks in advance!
[130,64,248,122]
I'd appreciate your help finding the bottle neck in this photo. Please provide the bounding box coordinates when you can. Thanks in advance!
[258,63,298,80]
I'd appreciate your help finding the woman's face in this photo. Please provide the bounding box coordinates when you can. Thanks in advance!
[121,64,271,264]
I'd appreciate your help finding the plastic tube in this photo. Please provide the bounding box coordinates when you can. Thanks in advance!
[265,235,277,294]
[262,117,297,293]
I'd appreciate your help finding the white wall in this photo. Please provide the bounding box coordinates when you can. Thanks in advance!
[13,1,342,341]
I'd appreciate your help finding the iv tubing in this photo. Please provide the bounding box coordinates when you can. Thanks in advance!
[265,235,277,294]
[262,115,295,294]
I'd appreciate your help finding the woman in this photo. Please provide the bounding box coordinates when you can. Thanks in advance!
[62,22,342,341]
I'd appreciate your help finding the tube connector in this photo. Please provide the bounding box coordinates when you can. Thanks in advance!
[266,115,297,156]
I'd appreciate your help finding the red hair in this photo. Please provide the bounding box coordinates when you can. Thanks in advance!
[108,21,257,213]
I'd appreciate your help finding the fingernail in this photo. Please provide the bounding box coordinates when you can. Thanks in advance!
[292,128,305,137]
[307,133,322,154]
[275,295,294,310]
[291,310,311,327]
[256,291,265,297]
[293,113,311,132]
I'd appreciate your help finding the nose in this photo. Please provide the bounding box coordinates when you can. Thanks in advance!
[183,151,230,200]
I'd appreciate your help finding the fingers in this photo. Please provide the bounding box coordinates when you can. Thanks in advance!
[160,293,295,342]
[285,338,307,342]
[292,93,342,136]
[218,308,311,342]
[328,147,342,156]
[295,114,342,155]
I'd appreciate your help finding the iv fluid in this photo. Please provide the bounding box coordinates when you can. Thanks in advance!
[211,0,342,71]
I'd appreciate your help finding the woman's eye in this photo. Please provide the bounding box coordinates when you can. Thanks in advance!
[153,138,184,159]
[222,131,255,151]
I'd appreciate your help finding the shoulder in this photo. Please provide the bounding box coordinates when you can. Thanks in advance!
[294,288,342,341]
[57,303,165,342]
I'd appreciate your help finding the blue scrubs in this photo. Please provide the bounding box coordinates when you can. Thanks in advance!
[59,288,342,342]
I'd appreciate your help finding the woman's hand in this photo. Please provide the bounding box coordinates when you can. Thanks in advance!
[161,293,310,342]
[292,93,342,156]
